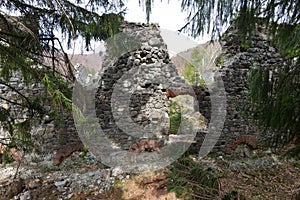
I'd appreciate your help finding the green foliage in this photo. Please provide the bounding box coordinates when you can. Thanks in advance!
[182,48,206,86]
[284,136,300,159]
[80,146,89,159]
[168,100,182,135]
[182,62,206,86]
[270,23,300,58]
[246,60,300,156]
[0,45,36,83]
[0,107,13,136]
[168,99,194,135]
[42,74,72,110]
[42,73,72,127]
[142,1,299,56]
[140,1,299,158]
[167,157,220,199]
[215,54,224,67]
[1,150,14,166]
[296,190,300,200]
[0,0,125,152]
[1,0,124,51]
[14,120,33,148]
[191,47,202,64]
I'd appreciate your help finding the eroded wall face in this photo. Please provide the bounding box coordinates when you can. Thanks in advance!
[94,22,193,150]
[0,21,286,161]
[192,24,285,154]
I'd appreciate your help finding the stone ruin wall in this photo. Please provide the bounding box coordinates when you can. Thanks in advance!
[93,22,199,151]
[191,24,285,154]
[212,24,284,154]
[0,71,80,163]
[0,21,287,164]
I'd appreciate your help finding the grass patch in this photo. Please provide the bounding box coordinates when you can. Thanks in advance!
[167,157,220,199]
[168,99,194,135]
[100,179,124,199]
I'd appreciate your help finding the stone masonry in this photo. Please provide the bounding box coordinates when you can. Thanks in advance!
[0,21,287,164]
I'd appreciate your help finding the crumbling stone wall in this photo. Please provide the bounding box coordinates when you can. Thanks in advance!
[191,24,285,154]
[0,70,81,161]
[94,22,193,150]
[0,71,56,159]
[0,21,287,163]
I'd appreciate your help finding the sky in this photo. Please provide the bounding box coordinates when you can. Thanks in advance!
[124,1,211,50]
[125,1,187,32]
[126,1,210,43]
[69,0,210,54]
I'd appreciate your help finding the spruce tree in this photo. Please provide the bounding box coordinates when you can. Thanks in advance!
[0,0,124,150]
[176,0,299,155]
[0,0,299,156]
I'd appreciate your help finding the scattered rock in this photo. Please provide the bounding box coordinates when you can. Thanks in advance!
[25,179,42,189]
[0,144,23,164]
[129,139,164,154]
[53,142,84,166]
[4,179,24,199]
[19,190,30,200]
[227,135,262,155]
[54,179,69,187]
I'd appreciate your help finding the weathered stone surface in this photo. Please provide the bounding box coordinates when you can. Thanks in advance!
[4,179,24,199]
[53,142,84,166]
[0,21,288,164]
[93,22,183,151]
[226,135,262,155]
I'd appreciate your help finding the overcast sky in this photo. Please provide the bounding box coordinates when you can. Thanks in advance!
[124,1,210,44]
[125,1,186,31]
[69,1,210,54]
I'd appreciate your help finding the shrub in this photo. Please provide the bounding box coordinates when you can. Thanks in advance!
[167,157,220,199]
